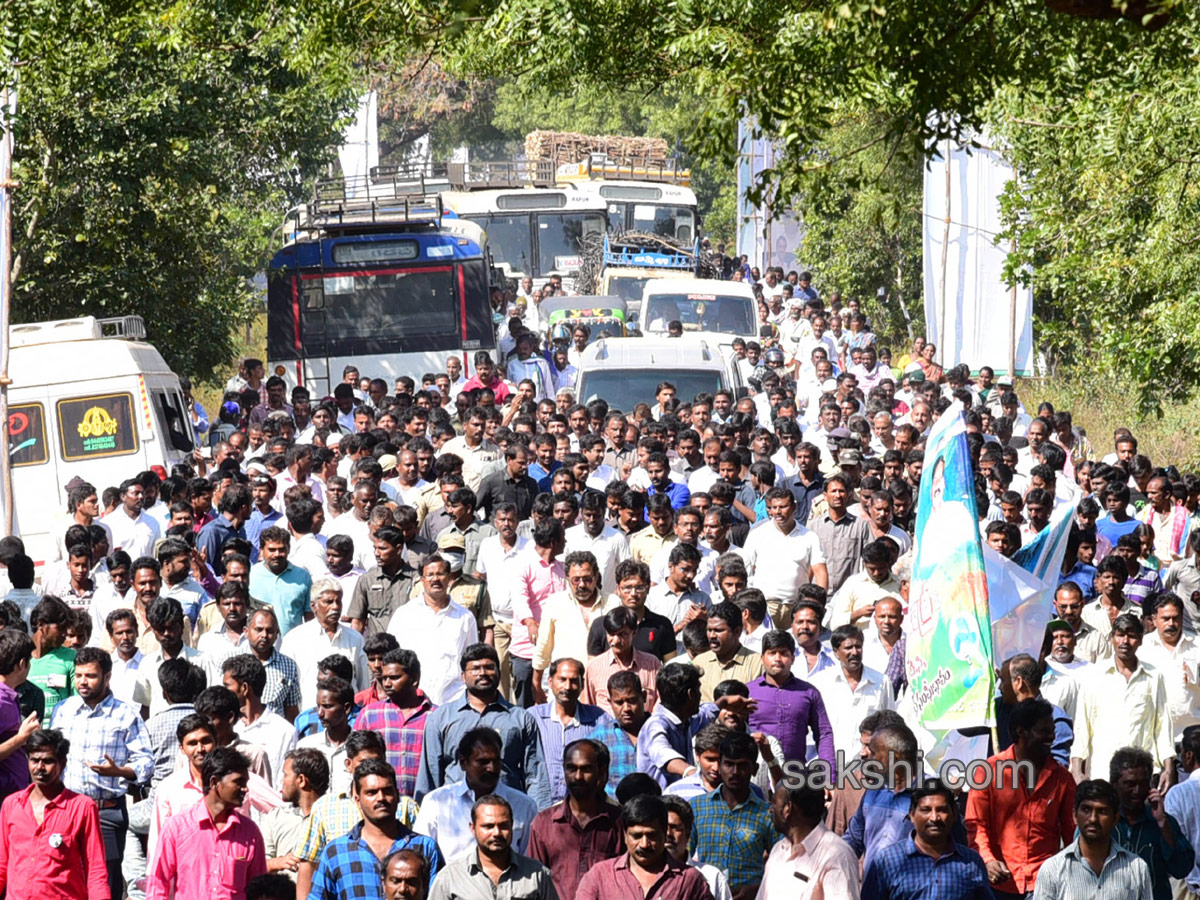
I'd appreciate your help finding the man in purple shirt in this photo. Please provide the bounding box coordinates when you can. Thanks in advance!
[747,629,835,766]
[0,630,39,800]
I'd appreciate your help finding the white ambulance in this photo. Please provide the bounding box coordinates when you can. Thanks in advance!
[6,316,196,565]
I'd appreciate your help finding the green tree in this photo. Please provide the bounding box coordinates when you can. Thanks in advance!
[3,0,463,380]
[990,9,1200,410]
[797,111,923,347]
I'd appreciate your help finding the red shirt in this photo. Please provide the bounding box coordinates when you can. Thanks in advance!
[527,798,624,899]
[354,682,382,708]
[460,374,512,402]
[964,746,1076,893]
[0,784,109,900]
[576,853,712,900]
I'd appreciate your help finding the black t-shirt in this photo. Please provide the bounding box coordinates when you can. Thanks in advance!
[587,607,678,661]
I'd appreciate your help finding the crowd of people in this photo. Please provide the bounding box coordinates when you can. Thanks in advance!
[1,267,1198,900]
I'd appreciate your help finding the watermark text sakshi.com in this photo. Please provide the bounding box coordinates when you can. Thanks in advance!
[780,751,1037,792]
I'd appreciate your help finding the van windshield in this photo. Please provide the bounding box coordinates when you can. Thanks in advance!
[578,368,725,411]
[642,292,755,337]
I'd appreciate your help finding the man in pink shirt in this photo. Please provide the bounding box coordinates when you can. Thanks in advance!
[458,352,512,404]
[510,520,566,708]
[147,746,267,900]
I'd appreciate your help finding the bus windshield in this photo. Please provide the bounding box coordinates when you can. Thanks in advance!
[316,268,458,351]
[608,276,654,304]
[537,213,605,274]
[471,215,532,272]
[642,292,755,337]
[607,203,696,242]
[633,204,696,242]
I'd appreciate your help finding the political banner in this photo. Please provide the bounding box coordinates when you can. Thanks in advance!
[905,404,995,729]
[988,498,1075,664]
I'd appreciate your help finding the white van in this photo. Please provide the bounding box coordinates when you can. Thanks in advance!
[6,316,196,565]
[573,336,746,412]
[639,278,759,345]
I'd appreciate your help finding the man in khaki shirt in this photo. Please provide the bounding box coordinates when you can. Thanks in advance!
[690,601,762,702]
[630,495,677,564]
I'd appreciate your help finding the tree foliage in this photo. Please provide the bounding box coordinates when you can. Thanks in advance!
[444,0,1173,211]
[990,7,1200,411]
[3,0,464,379]
[796,110,923,348]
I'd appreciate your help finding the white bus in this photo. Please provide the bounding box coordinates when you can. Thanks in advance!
[555,158,699,242]
[6,316,195,565]
[440,184,607,291]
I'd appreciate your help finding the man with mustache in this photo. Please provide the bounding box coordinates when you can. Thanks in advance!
[0,727,108,899]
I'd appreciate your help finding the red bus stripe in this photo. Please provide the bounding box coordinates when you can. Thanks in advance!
[458,266,468,342]
[291,277,302,352]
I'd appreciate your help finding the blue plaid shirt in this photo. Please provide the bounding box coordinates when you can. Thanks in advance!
[689,787,775,890]
[529,700,611,805]
[861,837,993,900]
[310,820,443,900]
[587,716,640,794]
[50,691,155,799]
[146,702,196,786]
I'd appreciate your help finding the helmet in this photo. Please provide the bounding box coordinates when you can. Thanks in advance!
[764,348,785,367]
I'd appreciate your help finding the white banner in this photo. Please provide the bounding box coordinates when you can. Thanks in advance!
[922,131,1033,377]
[736,119,804,272]
[337,90,379,198]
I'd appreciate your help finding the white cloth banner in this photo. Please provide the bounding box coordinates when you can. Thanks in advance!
[922,132,1033,377]
[337,91,379,198]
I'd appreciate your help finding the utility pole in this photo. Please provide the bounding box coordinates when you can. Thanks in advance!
[0,82,15,536]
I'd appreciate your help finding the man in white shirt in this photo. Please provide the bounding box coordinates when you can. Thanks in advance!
[473,505,530,701]
[413,727,538,860]
[321,481,377,566]
[810,625,896,759]
[564,493,631,596]
[286,497,331,584]
[740,487,827,630]
[1137,593,1200,739]
[107,608,147,705]
[1070,611,1175,792]
[103,478,161,560]
[280,577,369,710]
[386,554,478,705]
[196,581,254,684]
[224,652,298,787]
[384,449,430,508]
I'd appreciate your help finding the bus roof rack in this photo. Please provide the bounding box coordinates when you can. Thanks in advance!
[557,154,691,186]
[445,160,557,190]
[308,172,444,230]
[98,316,148,340]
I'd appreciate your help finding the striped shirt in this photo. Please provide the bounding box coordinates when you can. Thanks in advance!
[529,700,611,806]
[584,648,661,715]
[1031,838,1153,900]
